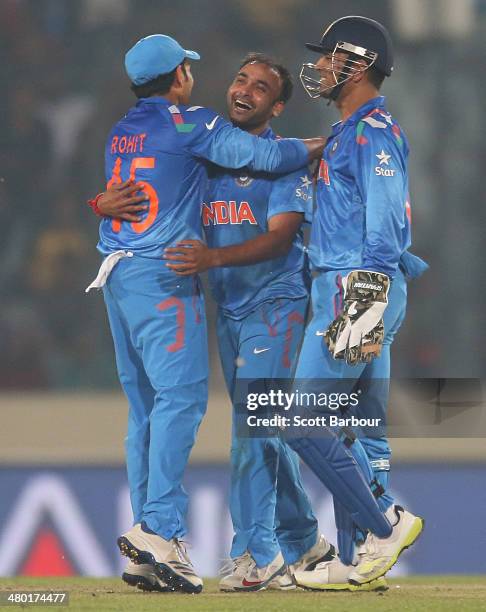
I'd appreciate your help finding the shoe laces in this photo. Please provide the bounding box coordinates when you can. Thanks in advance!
[219,552,251,577]
[173,539,193,567]
[361,535,378,558]
[245,556,259,579]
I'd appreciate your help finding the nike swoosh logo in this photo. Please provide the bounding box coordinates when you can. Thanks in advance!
[253,348,270,354]
[242,578,263,587]
[348,302,358,316]
[205,116,218,130]
[315,331,326,336]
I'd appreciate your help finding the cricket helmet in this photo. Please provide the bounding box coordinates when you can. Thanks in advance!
[300,16,394,99]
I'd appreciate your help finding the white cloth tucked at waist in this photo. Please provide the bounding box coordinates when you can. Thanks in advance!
[85,250,133,293]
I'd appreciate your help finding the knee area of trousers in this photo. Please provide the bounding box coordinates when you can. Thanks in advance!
[286,436,312,456]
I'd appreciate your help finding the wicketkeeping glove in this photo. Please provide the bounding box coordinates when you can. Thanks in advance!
[324,270,390,365]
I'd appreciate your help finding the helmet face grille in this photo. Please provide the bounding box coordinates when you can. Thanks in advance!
[299,63,326,98]
[336,41,378,64]
[300,41,377,99]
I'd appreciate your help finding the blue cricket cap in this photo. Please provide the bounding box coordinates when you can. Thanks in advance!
[125,34,200,85]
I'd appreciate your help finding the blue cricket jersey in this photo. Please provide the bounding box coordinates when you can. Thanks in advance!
[98,97,309,258]
[309,96,411,277]
[203,127,313,319]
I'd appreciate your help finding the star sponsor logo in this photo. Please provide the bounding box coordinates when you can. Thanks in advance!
[375,150,396,177]
[376,150,391,165]
[295,174,312,200]
[300,174,312,189]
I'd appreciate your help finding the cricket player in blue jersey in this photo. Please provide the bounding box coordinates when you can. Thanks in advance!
[97,46,419,592]
[285,16,426,588]
[86,34,327,594]
[95,32,428,590]
[163,54,334,592]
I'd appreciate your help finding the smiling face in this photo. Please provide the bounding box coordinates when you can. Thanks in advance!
[226,61,285,134]
[314,50,351,99]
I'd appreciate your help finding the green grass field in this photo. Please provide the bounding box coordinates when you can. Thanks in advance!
[1,577,486,611]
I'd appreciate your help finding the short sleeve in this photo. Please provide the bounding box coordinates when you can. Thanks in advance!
[267,167,313,221]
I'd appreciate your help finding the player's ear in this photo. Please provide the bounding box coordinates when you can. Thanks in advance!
[271,100,285,119]
[173,62,189,90]
[352,59,369,83]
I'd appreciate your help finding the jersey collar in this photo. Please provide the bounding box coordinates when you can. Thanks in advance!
[229,124,274,139]
[137,96,172,106]
[258,126,275,140]
[330,96,386,134]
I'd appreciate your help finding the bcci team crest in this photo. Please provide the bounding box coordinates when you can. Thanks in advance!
[235,175,254,187]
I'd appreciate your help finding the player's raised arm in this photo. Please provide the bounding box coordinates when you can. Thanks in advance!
[185,109,325,173]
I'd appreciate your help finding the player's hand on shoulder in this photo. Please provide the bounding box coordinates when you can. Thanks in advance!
[98,180,148,222]
[302,137,327,160]
[164,239,215,275]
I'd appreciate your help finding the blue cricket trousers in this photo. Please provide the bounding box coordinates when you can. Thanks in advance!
[218,297,318,567]
[103,256,208,540]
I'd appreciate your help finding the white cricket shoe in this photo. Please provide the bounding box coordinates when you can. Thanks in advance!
[290,534,335,573]
[294,555,387,591]
[219,552,253,592]
[349,505,424,585]
[122,560,171,592]
[267,567,296,591]
[230,551,288,592]
[117,523,203,594]
[220,552,295,592]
